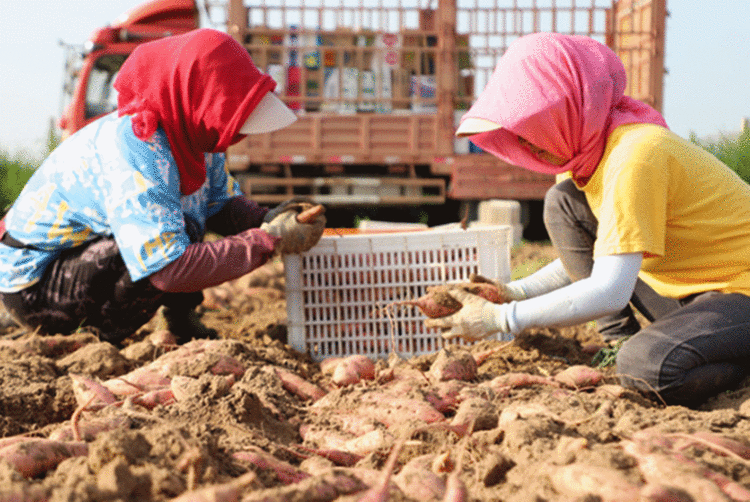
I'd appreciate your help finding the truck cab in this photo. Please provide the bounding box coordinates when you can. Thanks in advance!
[58,0,198,138]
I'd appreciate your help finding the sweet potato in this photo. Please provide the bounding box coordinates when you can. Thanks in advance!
[148,329,179,347]
[423,380,466,414]
[275,367,327,402]
[550,463,642,502]
[69,373,118,408]
[356,436,406,502]
[332,355,376,386]
[103,368,172,397]
[487,372,558,392]
[393,454,447,501]
[169,471,257,502]
[296,204,325,224]
[295,445,363,467]
[429,348,477,382]
[450,397,498,434]
[553,365,604,389]
[681,431,750,460]
[456,282,510,304]
[232,447,311,485]
[0,438,88,478]
[320,357,344,376]
[300,426,389,459]
[240,470,369,502]
[353,395,446,427]
[390,289,463,319]
[443,453,469,502]
[341,430,391,457]
[128,388,176,409]
[622,439,739,502]
[473,343,512,366]
[48,415,130,442]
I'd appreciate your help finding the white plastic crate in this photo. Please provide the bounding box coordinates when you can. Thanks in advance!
[283,225,512,361]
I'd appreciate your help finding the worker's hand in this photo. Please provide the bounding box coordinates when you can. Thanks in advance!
[260,202,326,254]
[469,273,527,302]
[424,288,513,342]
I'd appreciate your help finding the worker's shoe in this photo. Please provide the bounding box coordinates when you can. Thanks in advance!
[155,305,218,343]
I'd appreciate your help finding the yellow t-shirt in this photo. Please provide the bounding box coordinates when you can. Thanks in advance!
[575,123,750,299]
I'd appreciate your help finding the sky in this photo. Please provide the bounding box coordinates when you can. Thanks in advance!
[2,0,749,160]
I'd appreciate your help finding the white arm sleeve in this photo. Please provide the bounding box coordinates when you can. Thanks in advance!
[498,253,643,334]
[507,258,571,299]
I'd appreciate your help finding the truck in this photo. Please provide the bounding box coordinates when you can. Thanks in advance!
[58,0,667,232]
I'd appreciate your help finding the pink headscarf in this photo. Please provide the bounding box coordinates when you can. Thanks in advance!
[462,33,667,184]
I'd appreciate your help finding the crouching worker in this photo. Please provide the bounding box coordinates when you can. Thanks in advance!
[0,29,325,345]
[427,32,750,408]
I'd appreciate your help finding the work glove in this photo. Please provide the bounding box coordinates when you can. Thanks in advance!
[424,288,513,342]
[263,197,317,223]
[260,201,326,254]
[469,273,528,302]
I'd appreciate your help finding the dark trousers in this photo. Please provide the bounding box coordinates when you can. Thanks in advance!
[0,237,202,345]
[544,179,750,406]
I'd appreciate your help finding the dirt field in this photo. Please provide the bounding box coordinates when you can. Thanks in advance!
[2,242,750,502]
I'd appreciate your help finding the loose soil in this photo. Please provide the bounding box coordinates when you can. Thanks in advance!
[2,242,750,501]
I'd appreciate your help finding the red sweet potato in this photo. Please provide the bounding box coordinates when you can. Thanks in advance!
[300,426,389,458]
[553,365,604,389]
[456,282,510,304]
[232,447,311,485]
[129,388,176,409]
[332,355,376,386]
[623,438,739,502]
[393,454,447,501]
[684,431,750,460]
[169,471,257,502]
[49,415,130,442]
[296,204,326,224]
[69,373,118,408]
[549,463,642,502]
[353,395,446,427]
[450,397,498,434]
[356,437,406,502]
[0,438,88,478]
[320,357,344,376]
[103,368,172,397]
[429,348,477,382]
[275,367,327,402]
[423,380,466,413]
[295,445,363,467]
[392,289,463,319]
[487,372,558,391]
[443,453,469,502]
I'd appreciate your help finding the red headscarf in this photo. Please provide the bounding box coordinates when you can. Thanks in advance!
[462,33,667,184]
[115,29,275,195]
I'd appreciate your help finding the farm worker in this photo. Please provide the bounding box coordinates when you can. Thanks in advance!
[0,29,325,345]
[429,32,750,407]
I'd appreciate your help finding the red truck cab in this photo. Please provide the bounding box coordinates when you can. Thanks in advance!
[58,0,198,138]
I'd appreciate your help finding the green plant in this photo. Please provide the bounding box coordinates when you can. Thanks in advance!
[691,128,750,184]
[0,149,37,216]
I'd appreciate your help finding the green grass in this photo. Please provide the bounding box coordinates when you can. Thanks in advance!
[690,127,750,184]
[0,149,37,216]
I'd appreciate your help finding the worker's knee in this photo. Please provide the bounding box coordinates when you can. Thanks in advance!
[615,335,662,393]
[616,330,749,407]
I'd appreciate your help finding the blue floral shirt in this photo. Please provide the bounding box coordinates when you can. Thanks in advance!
[0,112,242,292]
